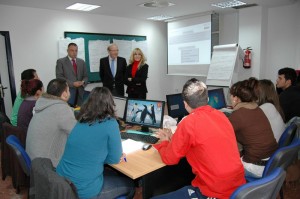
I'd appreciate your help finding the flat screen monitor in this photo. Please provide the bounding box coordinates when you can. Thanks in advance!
[166,93,188,122]
[114,96,127,119]
[207,88,226,109]
[124,98,165,133]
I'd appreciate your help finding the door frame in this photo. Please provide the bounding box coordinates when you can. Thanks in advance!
[0,31,16,103]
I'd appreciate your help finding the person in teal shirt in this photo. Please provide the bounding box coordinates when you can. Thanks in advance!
[11,69,39,126]
[56,87,135,199]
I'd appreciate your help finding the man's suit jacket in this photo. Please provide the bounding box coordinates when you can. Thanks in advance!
[125,64,148,95]
[99,56,127,96]
[56,56,88,106]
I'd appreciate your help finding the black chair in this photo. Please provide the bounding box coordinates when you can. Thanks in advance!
[230,167,286,199]
[30,157,78,199]
[6,135,31,193]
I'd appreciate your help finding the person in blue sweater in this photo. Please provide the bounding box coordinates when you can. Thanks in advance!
[56,87,135,199]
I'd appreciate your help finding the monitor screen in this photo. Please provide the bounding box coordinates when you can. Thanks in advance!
[124,98,165,130]
[114,96,127,119]
[208,88,226,109]
[166,93,188,120]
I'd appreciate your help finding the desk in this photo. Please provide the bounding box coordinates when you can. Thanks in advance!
[110,147,194,198]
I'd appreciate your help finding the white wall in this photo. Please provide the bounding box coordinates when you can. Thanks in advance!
[0,5,174,101]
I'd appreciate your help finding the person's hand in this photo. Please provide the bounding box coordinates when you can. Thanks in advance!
[119,153,127,163]
[128,78,132,82]
[73,81,84,87]
[155,128,173,142]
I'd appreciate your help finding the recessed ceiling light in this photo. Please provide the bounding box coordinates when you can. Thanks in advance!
[211,0,246,9]
[147,15,173,21]
[66,3,101,11]
[139,1,175,8]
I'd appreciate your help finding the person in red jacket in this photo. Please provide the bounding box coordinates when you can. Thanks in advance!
[152,78,245,199]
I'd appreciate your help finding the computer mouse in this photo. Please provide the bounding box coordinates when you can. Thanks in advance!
[142,144,152,151]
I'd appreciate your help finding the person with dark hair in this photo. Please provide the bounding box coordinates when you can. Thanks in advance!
[228,78,278,178]
[276,67,300,122]
[56,42,88,106]
[26,78,76,167]
[100,43,127,97]
[17,79,43,131]
[11,69,39,126]
[257,79,285,142]
[152,78,245,199]
[56,87,135,199]
[125,48,148,99]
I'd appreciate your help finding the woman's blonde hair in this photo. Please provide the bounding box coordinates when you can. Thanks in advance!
[129,48,146,69]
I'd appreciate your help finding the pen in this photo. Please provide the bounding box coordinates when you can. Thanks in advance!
[123,157,127,162]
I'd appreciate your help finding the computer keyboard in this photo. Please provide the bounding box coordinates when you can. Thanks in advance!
[121,132,159,144]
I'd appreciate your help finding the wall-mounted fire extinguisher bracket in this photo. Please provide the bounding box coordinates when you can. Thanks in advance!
[243,47,252,69]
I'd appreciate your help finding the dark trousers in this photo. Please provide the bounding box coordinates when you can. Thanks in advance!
[128,93,146,99]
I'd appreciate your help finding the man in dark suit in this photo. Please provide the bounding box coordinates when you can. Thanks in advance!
[56,43,88,106]
[100,44,127,97]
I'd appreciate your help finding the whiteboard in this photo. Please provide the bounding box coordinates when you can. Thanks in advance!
[206,44,243,87]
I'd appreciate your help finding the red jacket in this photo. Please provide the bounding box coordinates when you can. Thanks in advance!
[154,106,245,198]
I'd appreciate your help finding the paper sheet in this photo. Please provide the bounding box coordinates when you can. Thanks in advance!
[122,139,144,154]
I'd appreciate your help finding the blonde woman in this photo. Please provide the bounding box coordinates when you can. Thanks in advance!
[125,48,148,99]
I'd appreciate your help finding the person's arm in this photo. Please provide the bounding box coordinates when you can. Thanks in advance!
[58,104,77,134]
[82,61,88,86]
[132,64,148,83]
[122,58,127,83]
[154,122,192,165]
[56,59,74,87]
[104,120,123,164]
[99,58,104,82]
[228,111,242,143]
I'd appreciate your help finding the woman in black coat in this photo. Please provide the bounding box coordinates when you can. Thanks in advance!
[125,48,148,99]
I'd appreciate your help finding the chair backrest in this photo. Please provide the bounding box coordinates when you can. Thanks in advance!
[278,122,298,148]
[30,157,78,199]
[263,136,300,177]
[6,135,31,176]
[230,167,286,199]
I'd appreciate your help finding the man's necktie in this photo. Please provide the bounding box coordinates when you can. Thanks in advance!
[111,59,115,78]
[72,59,77,75]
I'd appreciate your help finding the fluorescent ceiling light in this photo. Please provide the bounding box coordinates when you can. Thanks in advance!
[211,0,246,8]
[66,3,100,11]
[139,1,175,8]
[147,15,173,21]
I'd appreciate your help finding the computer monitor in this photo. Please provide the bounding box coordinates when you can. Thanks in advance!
[166,93,188,122]
[207,88,227,109]
[124,98,165,133]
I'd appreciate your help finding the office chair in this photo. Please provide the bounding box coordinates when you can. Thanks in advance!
[278,122,298,148]
[230,167,286,199]
[6,135,31,193]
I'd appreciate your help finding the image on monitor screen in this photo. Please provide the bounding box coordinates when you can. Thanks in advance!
[207,88,226,109]
[124,98,165,131]
[166,93,188,121]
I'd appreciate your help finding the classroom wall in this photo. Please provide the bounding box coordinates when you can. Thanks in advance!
[0,5,173,101]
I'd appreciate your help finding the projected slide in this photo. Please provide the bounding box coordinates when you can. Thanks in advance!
[168,23,211,65]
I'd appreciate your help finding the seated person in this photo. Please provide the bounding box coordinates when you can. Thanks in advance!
[276,67,300,122]
[17,79,43,132]
[229,78,278,178]
[257,79,285,142]
[11,69,39,126]
[56,87,135,199]
[152,78,245,199]
[26,78,77,167]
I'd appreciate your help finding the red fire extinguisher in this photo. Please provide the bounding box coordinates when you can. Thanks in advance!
[243,47,252,69]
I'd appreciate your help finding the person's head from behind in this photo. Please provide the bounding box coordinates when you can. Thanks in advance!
[67,43,78,59]
[77,87,115,123]
[182,78,208,113]
[107,43,119,59]
[276,67,297,90]
[21,69,39,80]
[129,48,146,66]
[47,78,70,102]
[230,77,258,107]
[20,79,43,99]
[257,79,285,120]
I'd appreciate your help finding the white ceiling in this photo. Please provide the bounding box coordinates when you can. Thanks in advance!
[0,0,297,20]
